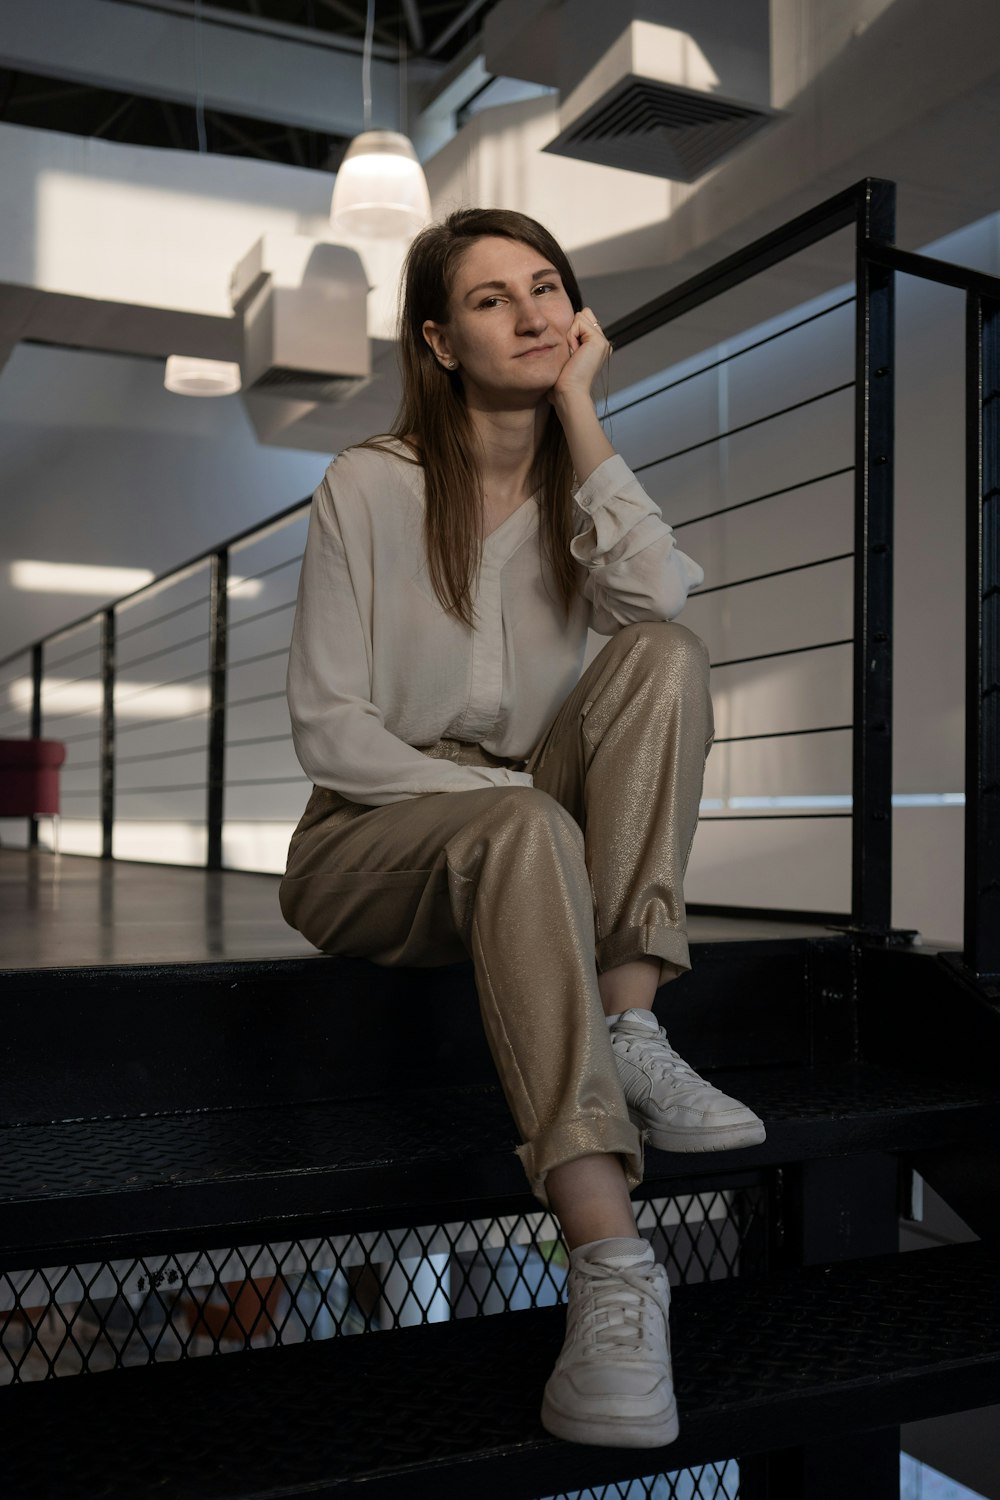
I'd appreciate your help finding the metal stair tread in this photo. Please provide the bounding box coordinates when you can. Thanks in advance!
[2,1241,999,1498]
[1,1060,998,1256]
[1,1061,998,1203]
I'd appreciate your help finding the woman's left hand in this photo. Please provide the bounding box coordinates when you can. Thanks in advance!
[548,306,611,405]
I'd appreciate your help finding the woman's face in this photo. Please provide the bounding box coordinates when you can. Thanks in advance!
[422,235,577,406]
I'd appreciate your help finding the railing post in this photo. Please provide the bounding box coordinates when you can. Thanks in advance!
[100,608,115,860]
[207,548,229,871]
[852,179,896,931]
[964,292,1000,982]
[28,643,42,850]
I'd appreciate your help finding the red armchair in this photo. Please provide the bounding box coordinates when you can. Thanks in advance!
[0,739,67,853]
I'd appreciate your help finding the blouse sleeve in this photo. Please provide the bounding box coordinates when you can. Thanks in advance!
[570,453,704,635]
[286,463,534,806]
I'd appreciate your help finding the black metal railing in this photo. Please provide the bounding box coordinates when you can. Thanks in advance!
[603,178,895,936]
[1,177,997,978]
[858,238,1000,978]
[609,294,857,924]
[603,177,999,979]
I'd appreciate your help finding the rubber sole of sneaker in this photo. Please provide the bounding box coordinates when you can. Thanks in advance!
[541,1390,680,1448]
[628,1107,766,1153]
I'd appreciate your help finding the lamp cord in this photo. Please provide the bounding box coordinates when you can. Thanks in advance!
[362,0,374,131]
[194,0,207,153]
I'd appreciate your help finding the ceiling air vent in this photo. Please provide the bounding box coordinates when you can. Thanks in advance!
[546,76,772,182]
[533,12,778,183]
[247,366,375,404]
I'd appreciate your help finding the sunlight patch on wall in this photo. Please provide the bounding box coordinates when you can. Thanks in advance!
[113,820,207,866]
[223,821,298,874]
[8,561,263,599]
[10,678,211,718]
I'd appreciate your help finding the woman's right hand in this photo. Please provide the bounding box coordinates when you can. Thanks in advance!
[547,306,611,406]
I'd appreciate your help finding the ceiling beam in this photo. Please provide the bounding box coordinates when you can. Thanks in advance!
[399,0,425,54]
[315,0,371,35]
[426,0,493,58]
[0,283,240,363]
[108,0,399,57]
[0,0,417,137]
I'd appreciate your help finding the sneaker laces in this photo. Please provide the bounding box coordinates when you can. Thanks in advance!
[646,1037,709,1089]
[567,1261,669,1361]
[617,1023,709,1091]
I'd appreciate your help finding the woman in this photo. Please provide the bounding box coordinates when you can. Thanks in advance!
[279,207,765,1449]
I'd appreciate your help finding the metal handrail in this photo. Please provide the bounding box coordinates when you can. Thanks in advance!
[604,179,867,349]
[0,497,312,669]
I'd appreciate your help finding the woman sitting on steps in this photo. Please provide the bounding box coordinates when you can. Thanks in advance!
[278,205,766,1450]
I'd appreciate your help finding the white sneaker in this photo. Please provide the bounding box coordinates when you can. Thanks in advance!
[609,1009,766,1152]
[541,1237,679,1448]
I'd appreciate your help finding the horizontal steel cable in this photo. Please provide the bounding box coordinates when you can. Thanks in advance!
[65,732,293,773]
[64,744,205,773]
[217,689,287,712]
[227,647,290,674]
[102,775,305,795]
[53,726,105,744]
[114,664,209,707]
[695,552,853,597]
[698,811,852,820]
[27,636,100,673]
[0,667,32,695]
[634,382,855,474]
[671,466,854,532]
[30,671,108,710]
[227,599,297,631]
[116,593,210,643]
[713,724,852,744]
[97,703,211,740]
[710,638,852,670]
[225,553,302,593]
[605,297,856,419]
[116,631,210,675]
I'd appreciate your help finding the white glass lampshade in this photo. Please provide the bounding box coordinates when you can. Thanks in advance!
[164,356,241,397]
[330,130,431,240]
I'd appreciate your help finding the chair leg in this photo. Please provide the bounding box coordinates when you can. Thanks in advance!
[52,814,60,857]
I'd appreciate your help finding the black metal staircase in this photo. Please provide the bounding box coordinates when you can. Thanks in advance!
[2,933,1000,1498]
[2,176,1000,1497]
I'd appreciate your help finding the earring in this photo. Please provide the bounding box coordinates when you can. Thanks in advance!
[446,360,458,369]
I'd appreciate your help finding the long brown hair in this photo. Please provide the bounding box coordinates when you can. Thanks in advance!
[356,208,584,630]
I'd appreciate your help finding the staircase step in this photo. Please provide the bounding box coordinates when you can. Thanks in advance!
[3,1241,998,1498]
[0,937,850,1123]
[3,1063,999,1257]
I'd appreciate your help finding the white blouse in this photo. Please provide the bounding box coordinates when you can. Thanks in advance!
[286,437,704,806]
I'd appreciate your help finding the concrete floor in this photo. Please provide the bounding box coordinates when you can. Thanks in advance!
[0,847,845,970]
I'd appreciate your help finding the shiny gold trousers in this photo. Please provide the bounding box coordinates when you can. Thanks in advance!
[279,620,715,1207]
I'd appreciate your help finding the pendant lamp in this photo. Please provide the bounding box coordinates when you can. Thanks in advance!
[330,130,431,239]
[330,0,431,240]
[164,356,241,396]
[164,2,241,396]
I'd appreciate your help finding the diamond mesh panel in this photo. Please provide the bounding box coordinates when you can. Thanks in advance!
[539,1461,740,1499]
[0,1184,766,1385]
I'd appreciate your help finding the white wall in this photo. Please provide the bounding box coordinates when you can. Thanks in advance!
[0,342,332,654]
[0,121,342,315]
[769,0,901,108]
